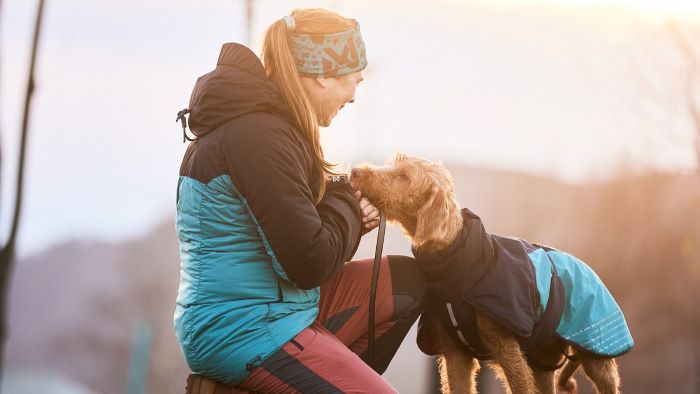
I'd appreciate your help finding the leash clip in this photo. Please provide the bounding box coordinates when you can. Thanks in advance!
[176,108,196,143]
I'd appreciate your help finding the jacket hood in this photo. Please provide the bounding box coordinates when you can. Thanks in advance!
[187,43,290,136]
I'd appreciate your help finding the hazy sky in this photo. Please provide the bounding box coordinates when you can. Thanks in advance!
[1,0,698,256]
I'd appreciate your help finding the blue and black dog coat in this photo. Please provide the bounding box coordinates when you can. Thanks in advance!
[413,208,633,366]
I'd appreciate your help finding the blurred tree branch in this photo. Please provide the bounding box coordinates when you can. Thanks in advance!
[0,0,45,380]
[669,21,700,171]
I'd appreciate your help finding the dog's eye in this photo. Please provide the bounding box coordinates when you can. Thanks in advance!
[399,173,410,182]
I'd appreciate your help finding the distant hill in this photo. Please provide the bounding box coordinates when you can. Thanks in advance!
[6,164,700,394]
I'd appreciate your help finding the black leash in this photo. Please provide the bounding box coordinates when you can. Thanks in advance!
[367,213,386,370]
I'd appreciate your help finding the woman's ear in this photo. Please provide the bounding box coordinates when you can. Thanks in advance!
[315,77,330,89]
[300,76,328,92]
[413,184,449,247]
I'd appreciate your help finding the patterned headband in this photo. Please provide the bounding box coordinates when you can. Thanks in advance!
[286,18,368,77]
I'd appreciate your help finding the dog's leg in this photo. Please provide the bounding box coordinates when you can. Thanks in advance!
[527,337,567,394]
[580,356,620,394]
[434,320,479,394]
[531,369,555,394]
[556,358,580,394]
[477,313,536,394]
[437,352,479,394]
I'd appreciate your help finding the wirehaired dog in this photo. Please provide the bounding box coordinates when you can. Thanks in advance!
[350,153,633,394]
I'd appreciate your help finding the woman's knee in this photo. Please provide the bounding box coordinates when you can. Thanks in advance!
[386,255,428,312]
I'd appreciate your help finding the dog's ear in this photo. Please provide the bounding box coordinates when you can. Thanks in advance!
[413,184,450,247]
[392,152,407,163]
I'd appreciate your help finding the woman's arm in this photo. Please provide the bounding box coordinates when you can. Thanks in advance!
[222,114,362,290]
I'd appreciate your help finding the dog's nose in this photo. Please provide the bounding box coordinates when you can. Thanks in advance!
[351,168,364,179]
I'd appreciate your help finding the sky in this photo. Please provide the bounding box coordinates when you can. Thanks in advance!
[1,0,699,257]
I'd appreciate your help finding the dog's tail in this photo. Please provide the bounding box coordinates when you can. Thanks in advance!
[557,356,581,393]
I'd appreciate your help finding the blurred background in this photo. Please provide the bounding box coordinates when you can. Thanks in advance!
[1,0,699,392]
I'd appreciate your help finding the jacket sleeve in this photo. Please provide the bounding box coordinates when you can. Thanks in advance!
[223,117,362,290]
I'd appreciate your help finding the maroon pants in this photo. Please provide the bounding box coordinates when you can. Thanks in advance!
[237,255,426,393]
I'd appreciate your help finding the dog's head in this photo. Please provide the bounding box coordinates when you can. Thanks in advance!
[351,153,460,247]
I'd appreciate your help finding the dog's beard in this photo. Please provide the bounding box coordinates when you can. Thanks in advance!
[350,175,380,204]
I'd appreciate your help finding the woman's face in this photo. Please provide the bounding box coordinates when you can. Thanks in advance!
[301,71,364,127]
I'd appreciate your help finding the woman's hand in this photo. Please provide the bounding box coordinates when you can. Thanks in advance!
[355,190,380,232]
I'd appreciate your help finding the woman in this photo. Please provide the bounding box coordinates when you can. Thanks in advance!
[174,8,426,393]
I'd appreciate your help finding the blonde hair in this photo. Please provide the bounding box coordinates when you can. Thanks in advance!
[261,9,356,203]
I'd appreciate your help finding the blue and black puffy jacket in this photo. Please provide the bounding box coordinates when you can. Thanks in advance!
[173,43,362,385]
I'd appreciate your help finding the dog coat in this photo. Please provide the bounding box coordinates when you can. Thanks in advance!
[413,208,634,363]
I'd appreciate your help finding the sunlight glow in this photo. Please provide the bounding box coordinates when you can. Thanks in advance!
[540,0,700,16]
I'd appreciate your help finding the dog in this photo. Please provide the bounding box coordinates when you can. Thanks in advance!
[350,153,633,394]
